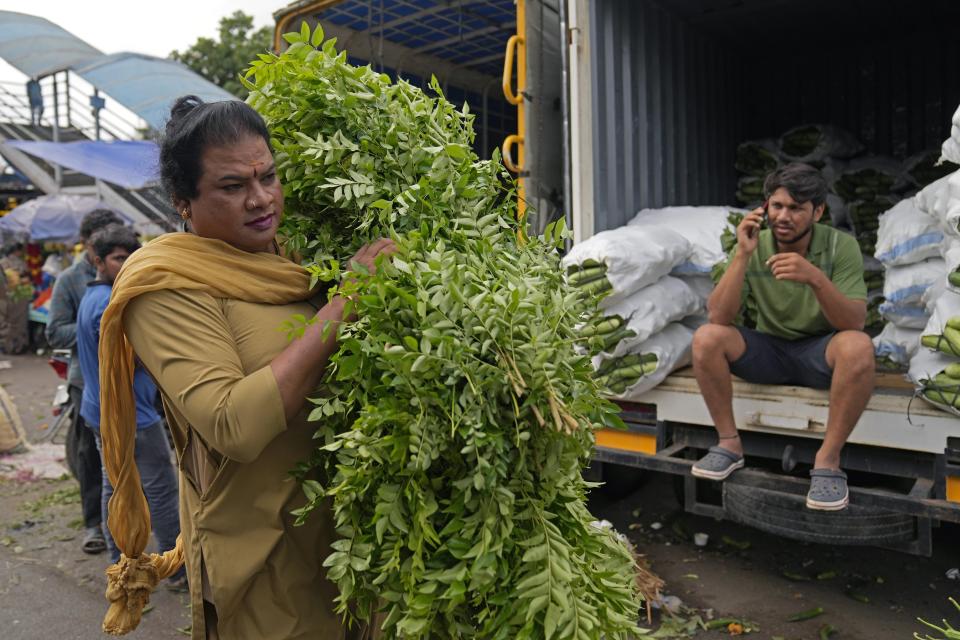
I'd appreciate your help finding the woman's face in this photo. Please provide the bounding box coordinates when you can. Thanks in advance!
[179,134,283,253]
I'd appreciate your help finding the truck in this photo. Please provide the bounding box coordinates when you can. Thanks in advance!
[274,0,960,555]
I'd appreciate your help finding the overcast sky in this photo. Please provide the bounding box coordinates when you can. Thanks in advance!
[1,1,283,80]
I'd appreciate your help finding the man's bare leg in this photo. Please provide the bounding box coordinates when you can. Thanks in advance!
[817,330,875,470]
[691,324,748,457]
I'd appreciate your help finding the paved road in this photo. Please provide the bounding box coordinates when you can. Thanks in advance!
[0,550,188,639]
[0,354,188,639]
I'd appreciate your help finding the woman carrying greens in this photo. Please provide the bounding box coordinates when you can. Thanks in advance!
[96,96,394,639]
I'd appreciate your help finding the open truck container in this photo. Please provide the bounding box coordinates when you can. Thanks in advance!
[274,0,960,554]
[562,0,960,555]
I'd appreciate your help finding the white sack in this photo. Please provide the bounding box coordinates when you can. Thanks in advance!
[874,199,944,266]
[602,323,695,401]
[599,277,704,355]
[678,275,715,305]
[914,171,953,216]
[873,323,922,366]
[942,104,960,164]
[914,170,960,237]
[943,238,960,295]
[627,206,744,275]
[923,277,947,315]
[920,289,960,339]
[883,259,946,306]
[563,226,692,303]
[878,302,930,329]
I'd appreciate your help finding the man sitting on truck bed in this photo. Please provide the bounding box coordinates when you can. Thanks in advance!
[690,162,874,511]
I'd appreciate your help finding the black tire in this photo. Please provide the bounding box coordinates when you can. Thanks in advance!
[723,483,915,546]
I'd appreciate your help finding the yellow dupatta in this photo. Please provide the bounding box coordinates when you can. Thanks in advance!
[97,233,312,635]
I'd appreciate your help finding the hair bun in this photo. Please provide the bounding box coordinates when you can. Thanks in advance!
[166,95,204,134]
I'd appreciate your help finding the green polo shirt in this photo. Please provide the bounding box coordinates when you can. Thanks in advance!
[714,224,867,340]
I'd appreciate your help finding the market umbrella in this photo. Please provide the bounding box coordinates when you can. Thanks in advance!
[0,194,129,242]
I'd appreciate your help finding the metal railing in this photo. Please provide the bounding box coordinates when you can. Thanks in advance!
[0,73,147,142]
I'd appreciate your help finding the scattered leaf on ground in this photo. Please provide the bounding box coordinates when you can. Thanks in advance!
[787,606,824,622]
[721,535,751,550]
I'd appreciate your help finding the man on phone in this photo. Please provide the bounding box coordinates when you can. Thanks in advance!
[690,162,873,511]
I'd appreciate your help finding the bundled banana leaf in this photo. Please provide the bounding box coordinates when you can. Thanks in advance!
[734,139,780,177]
[864,270,885,292]
[735,176,764,207]
[918,362,960,409]
[904,149,959,188]
[576,311,635,355]
[779,124,864,162]
[833,157,907,203]
[875,355,905,372]
[595,353,659,395]
[921,316,960,357]
[246,25,643,638]
[866,296,885,333]
[566,260,613,301]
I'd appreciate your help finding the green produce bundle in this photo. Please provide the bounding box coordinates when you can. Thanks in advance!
[875,355,905,372]
[245,25,642,638]
[595,353,659,395]
[834,171,898,203]
[735,176,763,206]
[864,271,885,292]
[919,363,960,409]
[848,198,896,239]
[865,297,885,332]
[575,312,636,355]
[921,317,960,357]
[949,270,960,289]
[778,124,863,161]
[904,150,959,188]
[565,262,614,301]
[734,139,780,177]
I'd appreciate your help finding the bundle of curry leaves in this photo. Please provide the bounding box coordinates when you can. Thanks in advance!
[244,24,644,639]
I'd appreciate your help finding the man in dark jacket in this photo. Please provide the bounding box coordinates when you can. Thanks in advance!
[46,209,122,553]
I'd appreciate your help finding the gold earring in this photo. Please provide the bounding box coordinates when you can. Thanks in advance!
[180,208,190,220]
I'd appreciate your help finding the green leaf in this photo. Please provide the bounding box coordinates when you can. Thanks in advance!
[310,23,325,47]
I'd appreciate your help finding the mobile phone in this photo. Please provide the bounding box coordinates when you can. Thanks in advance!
[748,200,768,239]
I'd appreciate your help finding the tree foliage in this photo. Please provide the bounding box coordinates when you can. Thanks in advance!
[169,11,271,97]
[244,23,643,639]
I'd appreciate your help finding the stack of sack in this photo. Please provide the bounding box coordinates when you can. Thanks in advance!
[563,207,741,399]
[871,199,945,369]
[908,110,960,416]
[734,139,780,209]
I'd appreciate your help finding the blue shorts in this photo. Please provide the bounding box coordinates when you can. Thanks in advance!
[729,326,835,390]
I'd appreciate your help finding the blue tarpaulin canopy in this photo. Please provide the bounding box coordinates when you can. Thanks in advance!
[73,54,236,130]
[4,140,159,189]
[0,194,130,241]
[0,10,102,78]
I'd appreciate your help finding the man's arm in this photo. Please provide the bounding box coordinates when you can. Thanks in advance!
[707,251,749,325]
[45,273,79,348]
[707,207,765,325]
[809,276,867,330]
[766,253,867,331]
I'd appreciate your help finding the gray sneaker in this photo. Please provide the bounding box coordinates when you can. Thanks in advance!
[691,446,745,481]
